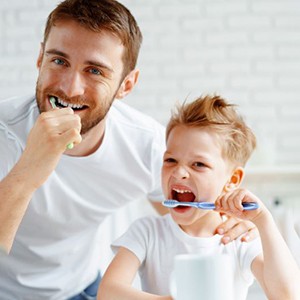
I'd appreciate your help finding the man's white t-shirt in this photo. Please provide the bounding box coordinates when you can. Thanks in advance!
[0,95,166,300]
[112,214,262,300]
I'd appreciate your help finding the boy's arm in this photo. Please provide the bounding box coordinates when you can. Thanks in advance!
[251,210,300,299]
[97,247,171,300]
[215,189,300,300]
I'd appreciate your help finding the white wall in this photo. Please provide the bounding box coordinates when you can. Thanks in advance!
[1,0,300,167]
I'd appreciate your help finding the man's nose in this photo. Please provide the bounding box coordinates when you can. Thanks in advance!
[172,165,189,180]
[59,71,85,98]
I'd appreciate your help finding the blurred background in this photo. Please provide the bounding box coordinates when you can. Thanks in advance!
[1,0,300,299]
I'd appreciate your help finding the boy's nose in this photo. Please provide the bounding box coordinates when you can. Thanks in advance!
[59,72,85,98]
[172,165,189,179]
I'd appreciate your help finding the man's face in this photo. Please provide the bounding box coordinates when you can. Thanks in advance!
[36,20,125,135]
[162,125,232,229]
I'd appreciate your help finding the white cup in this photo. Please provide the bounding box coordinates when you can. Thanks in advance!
[170,253,234,300]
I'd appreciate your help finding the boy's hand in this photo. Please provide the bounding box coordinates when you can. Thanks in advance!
[215,188,263,220]
[215,188,264,244]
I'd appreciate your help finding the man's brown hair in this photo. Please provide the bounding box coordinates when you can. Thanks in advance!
[166,95,256,167]
[43,0,142,78]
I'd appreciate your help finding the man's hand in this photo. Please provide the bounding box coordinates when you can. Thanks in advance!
[21,107,82,189]
[215,215,259,244]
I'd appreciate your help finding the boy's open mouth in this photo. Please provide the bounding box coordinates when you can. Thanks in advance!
[49,96,88,111]
[172,188,195,204]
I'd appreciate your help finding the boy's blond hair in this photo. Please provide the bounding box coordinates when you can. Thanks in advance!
[166,95,256,167]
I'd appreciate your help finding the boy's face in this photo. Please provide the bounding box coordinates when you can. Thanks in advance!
[162,125,233,230]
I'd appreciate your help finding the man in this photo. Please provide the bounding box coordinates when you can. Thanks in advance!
[0,0,256,299]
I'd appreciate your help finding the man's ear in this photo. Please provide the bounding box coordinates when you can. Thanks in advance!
[224,167,244,192]
[36,43,44,69]
[115,69,139,99]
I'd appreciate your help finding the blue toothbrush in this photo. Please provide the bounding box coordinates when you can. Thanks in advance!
[162,200,259,210]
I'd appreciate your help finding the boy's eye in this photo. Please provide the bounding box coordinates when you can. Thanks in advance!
[164,158,176,164]
[194,162,206,168]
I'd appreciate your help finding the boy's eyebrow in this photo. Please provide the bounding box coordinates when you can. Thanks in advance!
[45,48,114,73]
[164,151,211,161]
[193,154,211,161]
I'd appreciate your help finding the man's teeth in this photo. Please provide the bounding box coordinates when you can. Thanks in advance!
[57,98,84,109]
[173,188,192,194]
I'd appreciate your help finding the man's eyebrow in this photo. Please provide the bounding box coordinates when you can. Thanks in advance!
[85,59,114,73]
[45,49,114,73]
[45,49,69,58]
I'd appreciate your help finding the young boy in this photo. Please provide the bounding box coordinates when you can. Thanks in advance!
[97,95,300,300]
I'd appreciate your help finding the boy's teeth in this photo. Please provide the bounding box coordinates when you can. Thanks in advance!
[173,188,192,194]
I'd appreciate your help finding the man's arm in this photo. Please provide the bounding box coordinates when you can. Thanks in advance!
[0,165,36,253]
[0,108,81,253]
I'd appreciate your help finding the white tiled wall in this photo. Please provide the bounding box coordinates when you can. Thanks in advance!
[1,0,300,166]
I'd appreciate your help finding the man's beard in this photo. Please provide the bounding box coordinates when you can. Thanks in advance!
[36,81,117,135]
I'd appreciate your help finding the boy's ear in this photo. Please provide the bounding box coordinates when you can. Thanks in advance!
[224,167,244,192]
[36,43,44,69]
[115,69,139,99]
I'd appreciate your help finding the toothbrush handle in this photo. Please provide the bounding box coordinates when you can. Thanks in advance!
[197,202,259,210]
[241,202,259,210]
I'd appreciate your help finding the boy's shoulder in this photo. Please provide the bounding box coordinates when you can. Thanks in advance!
[132,214,171,229]
[123,214,172,240]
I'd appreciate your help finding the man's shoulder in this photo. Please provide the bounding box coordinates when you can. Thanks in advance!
[0,94,36,124]
[109,101,165,134]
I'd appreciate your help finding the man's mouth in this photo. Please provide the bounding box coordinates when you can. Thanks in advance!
[171,188,196,203]
[49,96,88,111]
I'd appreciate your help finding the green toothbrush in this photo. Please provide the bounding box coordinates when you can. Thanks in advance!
[49,97,74,150]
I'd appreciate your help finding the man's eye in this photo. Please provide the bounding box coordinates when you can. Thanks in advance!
[89,68,101,75]
[54,58,65,65]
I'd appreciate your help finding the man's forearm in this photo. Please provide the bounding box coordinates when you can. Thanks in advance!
[0,165,36,253]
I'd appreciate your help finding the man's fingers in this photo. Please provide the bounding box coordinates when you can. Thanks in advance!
[64,128,82,147]
[241,226,259,242]
[216,216,240,235]
[217,217,256,244]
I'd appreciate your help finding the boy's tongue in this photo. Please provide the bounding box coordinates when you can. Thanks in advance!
[176,192,195,203]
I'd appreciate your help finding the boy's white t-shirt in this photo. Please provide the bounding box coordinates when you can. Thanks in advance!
[0,95,165,300]
[112,214,262,300]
